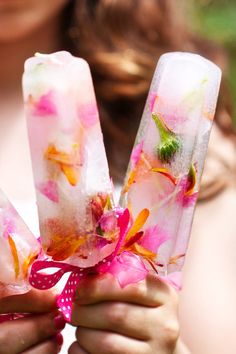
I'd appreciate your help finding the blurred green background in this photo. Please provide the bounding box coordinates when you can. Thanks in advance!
[191,0,236,124]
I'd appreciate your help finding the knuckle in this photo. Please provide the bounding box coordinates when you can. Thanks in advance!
[162,319,180,344]
[106,303,127,327]
[133,281,148,299]
[99,334,120,354]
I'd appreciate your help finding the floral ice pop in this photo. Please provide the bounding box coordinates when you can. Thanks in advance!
[23,51,117,268]
[120,52,221,278]
[0,189,40,298]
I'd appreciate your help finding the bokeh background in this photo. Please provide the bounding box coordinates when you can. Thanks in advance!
[191,0,236,124]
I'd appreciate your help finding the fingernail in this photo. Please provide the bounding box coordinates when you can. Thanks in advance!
[54,313,66,331]
[53,332,64,351]
[56,332,64,346]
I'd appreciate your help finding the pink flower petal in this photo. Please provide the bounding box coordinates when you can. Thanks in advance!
[182,192,198,207]
[107,251,148,287]
[78,103,99,128]
[2,218,15,239]
[138,225,169,254]
[33,91,57,116]
[37,180,59,203]
[130,140,144,168]
[159,271,182,291]
[149,92,157,112]
[177,177,198,207]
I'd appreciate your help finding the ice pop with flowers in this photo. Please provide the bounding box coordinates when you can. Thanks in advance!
[120,52,221,279]
[0,189,40,298]
[23,51,117,268]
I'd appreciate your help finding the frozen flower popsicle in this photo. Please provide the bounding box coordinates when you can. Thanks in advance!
[120,52,221,278]
[0,189,40,297]
[23,52,116,268]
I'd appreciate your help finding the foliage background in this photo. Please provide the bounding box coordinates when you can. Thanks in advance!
[190,0,236,123]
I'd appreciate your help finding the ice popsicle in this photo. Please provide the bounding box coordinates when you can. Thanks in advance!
[23,51,117,268]
[120,52,221,276]
[0,189,40,297]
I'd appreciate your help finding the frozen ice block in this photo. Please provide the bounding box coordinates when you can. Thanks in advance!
[0,189,40,297]
[23,52,116,267]
[120,52,221,276]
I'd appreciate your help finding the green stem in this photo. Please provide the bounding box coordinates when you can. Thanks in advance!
[152,113,172,141]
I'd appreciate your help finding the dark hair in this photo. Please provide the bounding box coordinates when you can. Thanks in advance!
[61,0,236,191]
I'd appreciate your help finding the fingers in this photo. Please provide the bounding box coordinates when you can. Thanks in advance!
[0,312,65,354]
[68,342,88,354]
[74,273,177,308]
[22,334,63,354]
[71,301,152,340]
[0,289,57,314]
[75,327,149,354]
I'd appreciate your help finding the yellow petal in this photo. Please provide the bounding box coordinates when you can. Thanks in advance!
[185,164,197,196]
[61,164,79,186]
[45,144,74,165]
[125,208,149,242]
[122,169,136,194]
[22,252,38,278]
[8,236,20,279]
[47,235,86,261]
[168,253,185,265]
[133,243,156,260]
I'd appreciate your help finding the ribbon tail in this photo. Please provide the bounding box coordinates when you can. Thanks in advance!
[57,270,84,321]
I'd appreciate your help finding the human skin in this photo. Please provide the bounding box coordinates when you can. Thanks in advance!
[68,273,187,354]
[0,0,69,42]
[0,289,65,354]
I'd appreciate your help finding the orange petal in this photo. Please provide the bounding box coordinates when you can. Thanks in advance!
[125,208,149,242]
[151,167,177,185]
[47,235,86,261]
[45,144,74,165]
[8,236,20,279]
[168,253,185,265]
[133,243,156,260]
[203,110,214,121]
[123,231,144,249]
[122,169,136,194]
[61,164,79,186]
[45,144,80,186]
[22,252,38,278]
[185,164,196,196]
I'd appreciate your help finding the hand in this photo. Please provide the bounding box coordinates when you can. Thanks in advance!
[68,273,180,354]
[0,289,65,354]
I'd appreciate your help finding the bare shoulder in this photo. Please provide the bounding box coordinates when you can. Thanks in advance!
[193,186,236,235]
[179,187,236,353]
